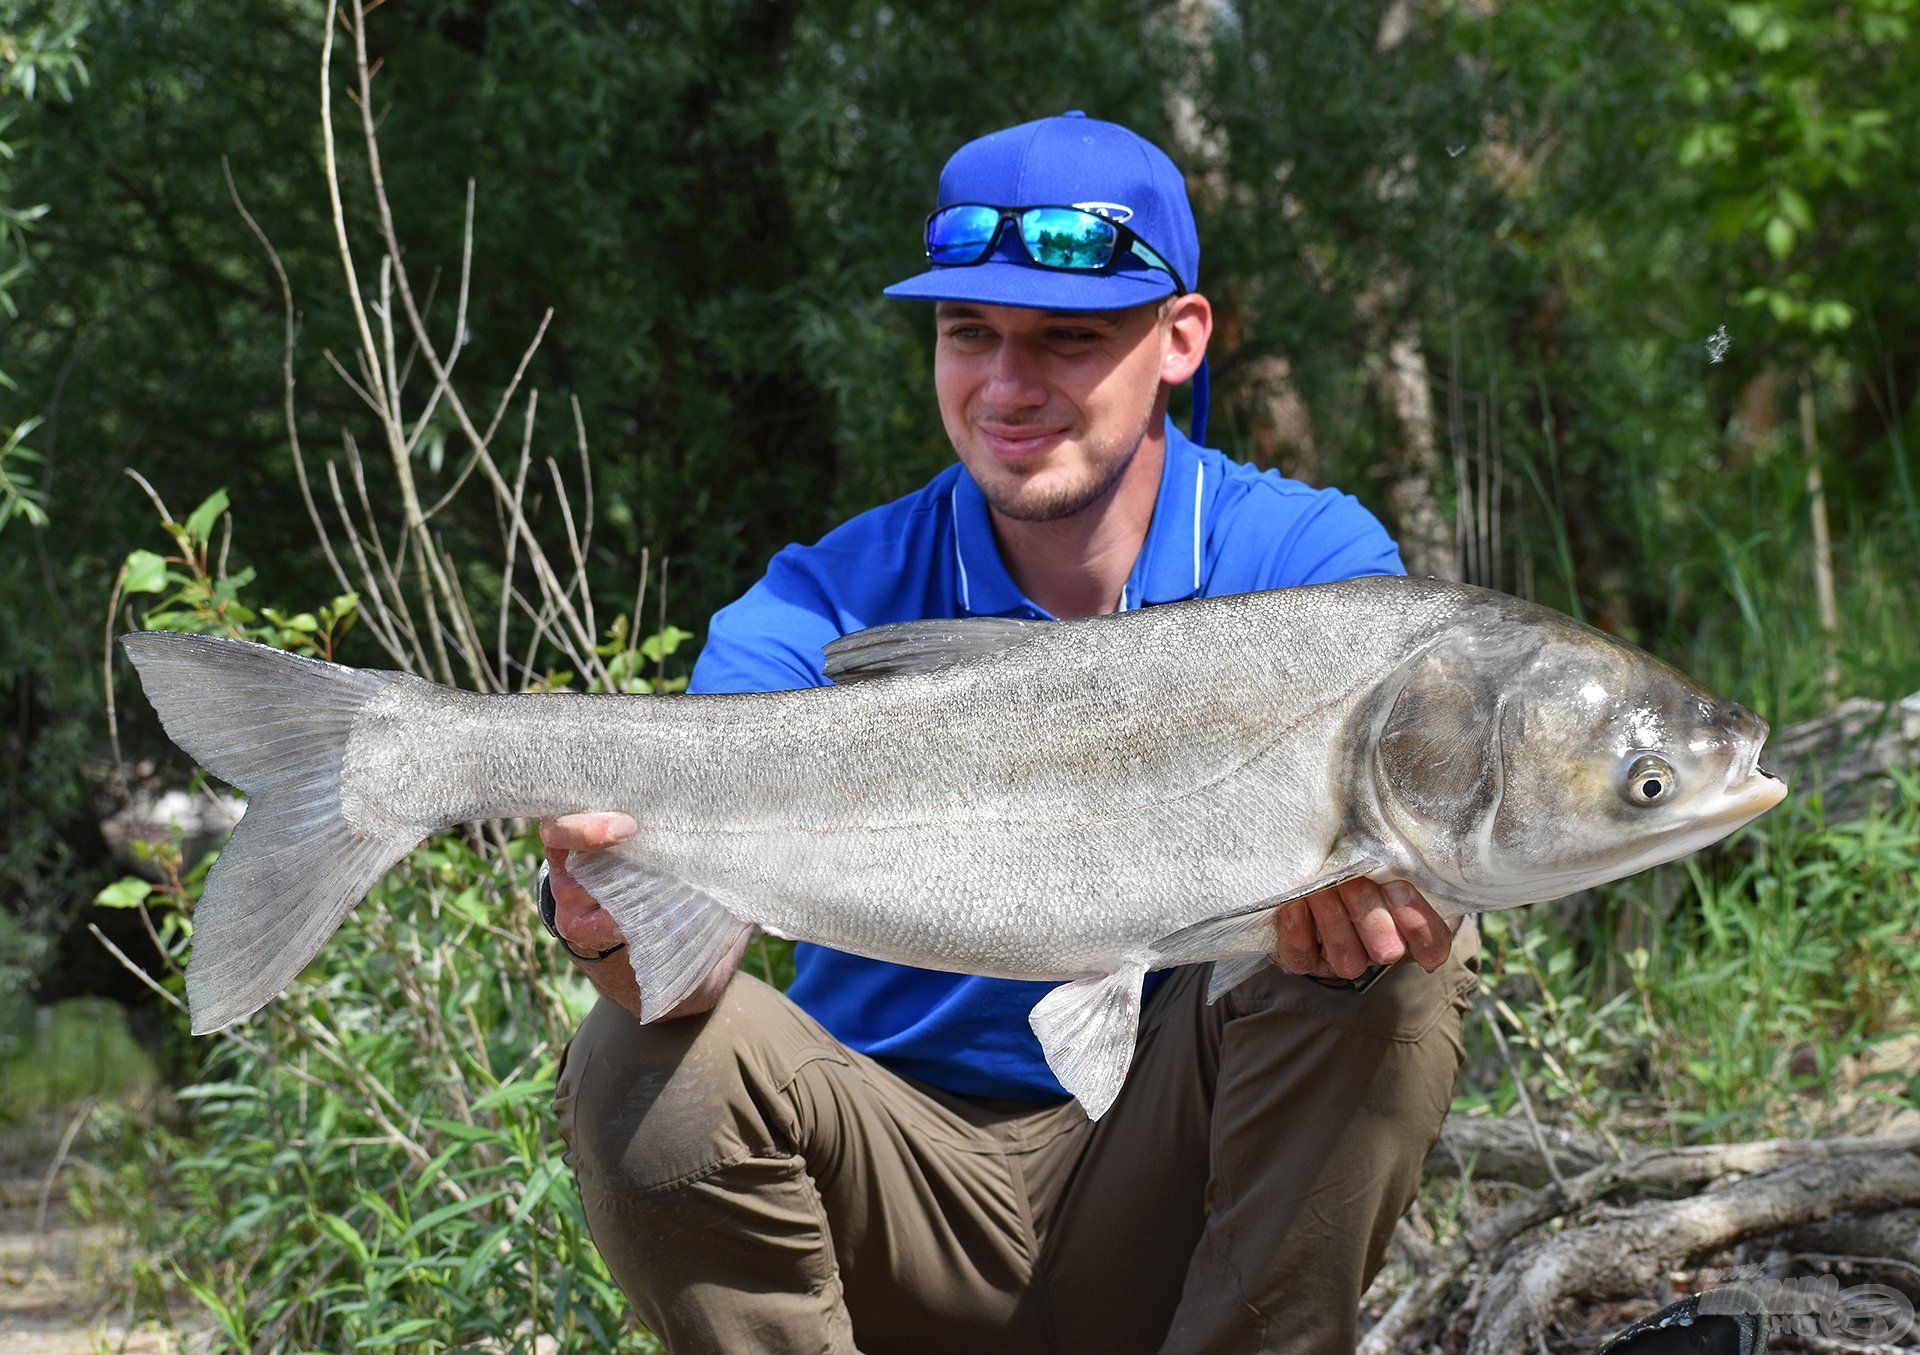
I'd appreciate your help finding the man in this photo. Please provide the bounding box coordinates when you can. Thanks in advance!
[545,112,1476,1354]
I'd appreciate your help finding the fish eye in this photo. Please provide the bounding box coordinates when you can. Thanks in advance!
[1622,753,1675,806]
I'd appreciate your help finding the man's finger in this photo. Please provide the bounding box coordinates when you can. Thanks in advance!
[552,887,626,951]
[1383,881,1451,971]
[539,812,639,854]
[1272,900,1319,973]
[1306,888,1369,980]
[1334,878,1406,968]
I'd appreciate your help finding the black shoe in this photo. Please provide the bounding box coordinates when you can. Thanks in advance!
[1594,1289,1769,1354]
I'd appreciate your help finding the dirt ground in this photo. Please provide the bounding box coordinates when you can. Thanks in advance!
[0,1118,206,1355]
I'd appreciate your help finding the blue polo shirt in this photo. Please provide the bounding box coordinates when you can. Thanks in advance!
[689,419,1404,1100]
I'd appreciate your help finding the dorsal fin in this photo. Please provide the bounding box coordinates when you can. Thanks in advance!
[822,616,1041,684]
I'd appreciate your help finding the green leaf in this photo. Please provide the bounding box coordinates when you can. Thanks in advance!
[94,877,153,909]
[1763,216,1794,260]
[638,624,695,664]
[175,1080,265,1101]
[183,488,230,545]
[395,1188,509,1247]
[1776,186,1812,231]
[1809,300,1855,333]
[468,1078,558,1113]
[511,1158,567,1224]
[310,1209,372,1265]
[1726,4,1766,38]
[121,549,169,595]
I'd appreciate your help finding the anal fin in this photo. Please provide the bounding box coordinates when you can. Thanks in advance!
[1028,966,1146,1121]
[1206,955,1269,1004]
[566,849,752,1021]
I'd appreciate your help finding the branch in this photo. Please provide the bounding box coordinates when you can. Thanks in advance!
[1466,1147,1920,1352]
[1361,1129,1920,1355]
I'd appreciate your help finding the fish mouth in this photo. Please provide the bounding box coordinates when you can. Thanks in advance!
[1724,755,1788,818]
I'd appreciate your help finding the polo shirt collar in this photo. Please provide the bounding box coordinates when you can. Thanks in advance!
[951,416,1209,618]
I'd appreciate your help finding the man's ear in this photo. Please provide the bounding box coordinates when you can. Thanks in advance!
[1160,293,1211,387]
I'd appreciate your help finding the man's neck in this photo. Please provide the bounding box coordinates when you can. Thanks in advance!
[988,422,1167,620]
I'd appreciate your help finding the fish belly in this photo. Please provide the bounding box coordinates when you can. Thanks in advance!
[623,768,1346,981]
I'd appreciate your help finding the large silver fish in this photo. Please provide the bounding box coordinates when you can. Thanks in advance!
[123,576,1786,1118]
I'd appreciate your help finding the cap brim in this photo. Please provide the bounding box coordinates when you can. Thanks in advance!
[883,260,1175,312]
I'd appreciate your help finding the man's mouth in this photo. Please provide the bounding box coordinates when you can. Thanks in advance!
[978,424,1068,462]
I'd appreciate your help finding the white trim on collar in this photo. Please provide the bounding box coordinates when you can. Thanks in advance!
[950,482,972,613]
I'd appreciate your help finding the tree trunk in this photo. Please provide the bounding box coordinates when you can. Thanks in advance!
[1360,1,1456,580]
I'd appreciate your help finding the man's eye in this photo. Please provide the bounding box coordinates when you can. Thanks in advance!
[945,326,989,342]
[1050,329,1099,344]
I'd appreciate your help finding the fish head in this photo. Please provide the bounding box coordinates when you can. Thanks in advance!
[1353,599,1787,910]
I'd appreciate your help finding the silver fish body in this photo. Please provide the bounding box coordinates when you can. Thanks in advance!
[124,576,1787,1117]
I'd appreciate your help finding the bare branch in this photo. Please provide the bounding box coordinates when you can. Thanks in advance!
[421,306,554,521]
[1467,1146,1920,1352]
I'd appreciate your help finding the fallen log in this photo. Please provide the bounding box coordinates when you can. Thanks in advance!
[1465,1145,1920,1353]
[1360,1129,1920,1355]
[1771,1205,1920,1273]
[1429,1114,1611,1187]
[1771,691,1920,804]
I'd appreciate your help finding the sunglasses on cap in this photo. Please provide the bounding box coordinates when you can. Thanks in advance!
[924,204,1188,294]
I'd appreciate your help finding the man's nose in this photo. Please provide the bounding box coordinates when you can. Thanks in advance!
[981,342,1049,409]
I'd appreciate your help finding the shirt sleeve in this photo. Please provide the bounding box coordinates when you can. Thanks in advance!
[687,546,842,696]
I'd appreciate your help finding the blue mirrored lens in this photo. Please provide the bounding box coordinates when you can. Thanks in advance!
[928,206,1004,264]
[1019,208,1117,270]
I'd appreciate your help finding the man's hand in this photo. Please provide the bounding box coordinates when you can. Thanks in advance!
[1270,879,1453,982]
[540,813,747,1022]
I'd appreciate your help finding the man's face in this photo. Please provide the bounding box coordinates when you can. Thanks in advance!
[934,300,1172,523]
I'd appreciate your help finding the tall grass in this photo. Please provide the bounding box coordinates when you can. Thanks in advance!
[1464,774,1920,1139]
[70,5,1920,1345]
[1456,447,1920,1143]
[88,829,655,1353]
[88,481,709,1349]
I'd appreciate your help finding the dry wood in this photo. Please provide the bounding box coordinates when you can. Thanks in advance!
[1801,373,1842,706]
[1429,1114,1610,1187]
[1772,1207,1920,1270]
[1361,1128,1920,1355]
[1771,690,1920,799]
[1465,1146,1920,1352]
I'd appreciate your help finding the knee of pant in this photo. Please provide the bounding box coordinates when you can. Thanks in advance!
[555,976,805,1196]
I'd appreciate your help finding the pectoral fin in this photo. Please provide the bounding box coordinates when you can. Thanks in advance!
[1029,966,1147,1121]
[1149,853,1385,1004]
[566,850,753,1022]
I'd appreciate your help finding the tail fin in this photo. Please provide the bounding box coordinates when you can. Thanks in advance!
[120,632,421,1034]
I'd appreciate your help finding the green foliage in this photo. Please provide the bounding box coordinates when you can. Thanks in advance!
[0,413,47,527]
[112,486,360,656]
[0,995,160,1117]
[5,0,1919,1337]
[1462,774,1920,1139]
[0,5,89,326]
[86,827,658,1352]
[71,487,697,1348]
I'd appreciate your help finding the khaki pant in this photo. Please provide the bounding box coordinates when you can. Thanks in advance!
[554,937,1475,1355]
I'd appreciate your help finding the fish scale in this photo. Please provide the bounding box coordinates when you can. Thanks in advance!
[122,575,1786,1119]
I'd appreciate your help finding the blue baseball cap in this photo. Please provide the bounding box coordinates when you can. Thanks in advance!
[884,111,1201,313]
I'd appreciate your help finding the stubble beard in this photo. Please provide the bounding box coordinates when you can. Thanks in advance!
[972,403,1160,524]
